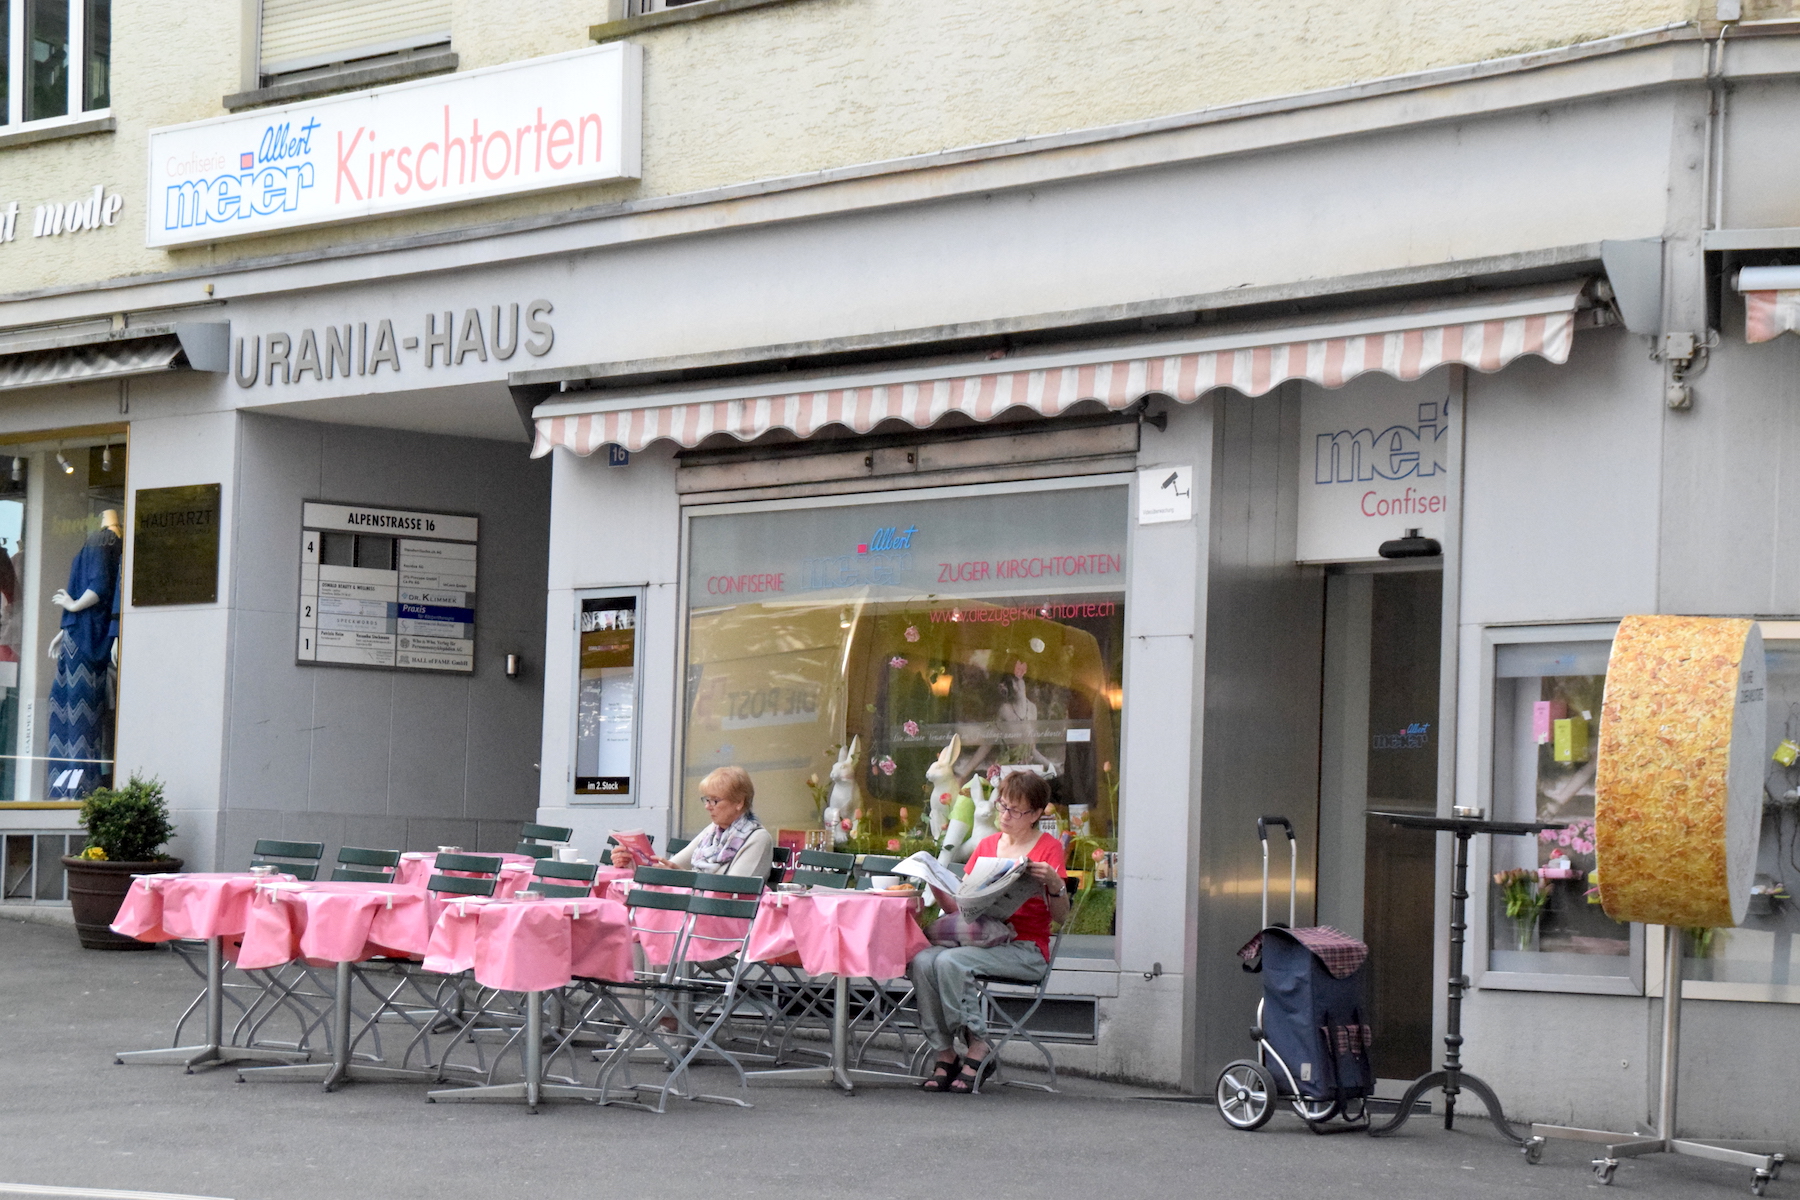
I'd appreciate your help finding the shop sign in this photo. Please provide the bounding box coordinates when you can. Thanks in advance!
[1297,376,1454,562]
[231,300,555,388]
[145,44,642,249]
[0,185,127,246]
[132,484,222,606]
[297,501,479,673]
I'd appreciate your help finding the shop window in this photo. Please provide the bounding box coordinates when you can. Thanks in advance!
[0,435,126,804]
[257,0,450,83]
[1,0,109,127]
[1484,631,1645,994]
[680,483,1127,955]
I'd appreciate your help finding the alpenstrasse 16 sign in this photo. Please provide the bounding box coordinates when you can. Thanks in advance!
[146,44,641,248]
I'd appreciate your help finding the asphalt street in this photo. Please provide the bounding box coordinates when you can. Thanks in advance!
[0,914,1779,1200]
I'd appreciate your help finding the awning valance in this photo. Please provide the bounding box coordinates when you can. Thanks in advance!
[531,283,1587,457]
[0,322,230,393]
[1735,267,1800,343]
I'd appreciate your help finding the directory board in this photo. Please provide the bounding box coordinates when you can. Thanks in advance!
[296,501,478,672]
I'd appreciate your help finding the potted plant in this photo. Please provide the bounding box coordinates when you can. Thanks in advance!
[60,773,181,950]
[1495,866,1551,952]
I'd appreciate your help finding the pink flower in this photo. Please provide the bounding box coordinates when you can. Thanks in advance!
[1091,848,1105,862]
[840,819,852,831]
[879,756,897,776]
[889,656,908,668]
[986,765,1001,780]
[1014,660,1028,679]
[899,807,909,822]
[904,626,920,642]
[887,839,902,852]
[903,720,920,737]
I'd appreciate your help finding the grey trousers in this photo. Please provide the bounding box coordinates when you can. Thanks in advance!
[909,941,1049,1051]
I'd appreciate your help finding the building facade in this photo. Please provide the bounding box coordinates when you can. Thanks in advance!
[2,0,1798,1135]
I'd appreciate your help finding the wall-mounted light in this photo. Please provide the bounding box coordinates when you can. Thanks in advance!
[101,444,113,472]
[9,458,21,483]
[505,653,522,679]
[55,451,73,475]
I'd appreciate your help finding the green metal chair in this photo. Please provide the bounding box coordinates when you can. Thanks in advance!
[854,854,904,889]
[792,849,853,889]
[433,852,503,877]
[330,846,401,883]
[251,839,325,881]
[427,874,498,898]
[531,859,599,898]
[667,836,692,855]
[515,822,574,859]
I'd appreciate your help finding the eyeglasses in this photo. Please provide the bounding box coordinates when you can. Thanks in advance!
[701,795,732,807]
[995,802,1038,818]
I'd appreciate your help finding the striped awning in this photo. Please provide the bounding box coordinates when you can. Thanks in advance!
[1736,267,1800,343]
[532,282,1588,457]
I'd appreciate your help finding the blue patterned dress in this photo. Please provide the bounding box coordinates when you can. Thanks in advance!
[49,528,121,799]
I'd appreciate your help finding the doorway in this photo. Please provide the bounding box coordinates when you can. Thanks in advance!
[1316,567,1441,1082]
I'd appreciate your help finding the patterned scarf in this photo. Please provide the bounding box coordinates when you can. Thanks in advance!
[690,812,762,873]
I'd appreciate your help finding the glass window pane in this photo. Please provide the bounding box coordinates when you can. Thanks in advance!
[683,486,1127,952]
[82,0,106,110]
[576,595,638,799]
[2,1,11,127]
[24,0,68,122]
[1490,642,1636,978]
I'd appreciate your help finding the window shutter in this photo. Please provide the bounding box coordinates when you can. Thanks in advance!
[259,0,451,77]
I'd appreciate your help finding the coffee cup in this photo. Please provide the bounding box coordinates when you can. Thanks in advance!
[554,846,580,863]
[868,875,900,889]
[437,845,462,854]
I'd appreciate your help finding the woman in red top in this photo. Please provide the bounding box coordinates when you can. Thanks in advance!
[910,770,1069,1093]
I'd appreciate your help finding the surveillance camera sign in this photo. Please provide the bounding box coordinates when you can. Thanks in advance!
[1137,465,1194,524]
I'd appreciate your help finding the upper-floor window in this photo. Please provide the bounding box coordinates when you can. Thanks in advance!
[257,0,449,84]
[1,0,110,127]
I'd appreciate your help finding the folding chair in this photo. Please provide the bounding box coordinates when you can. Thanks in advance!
[531,859,599,898]
[969,920,1068,1093]
[854,854,903,889]
[330,847,401,882]
[590,880,764,1111]
[515,822,574,859]
[766,846,793,886]
[790,849,853,889]
[251,839,325,881]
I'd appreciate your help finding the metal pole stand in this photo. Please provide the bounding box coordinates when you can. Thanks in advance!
[1368,811,1552,1144]
[115,936,311,1072]
[1525,926,1787,1194]
[747,976,924,1093]
[239,960,440,1091]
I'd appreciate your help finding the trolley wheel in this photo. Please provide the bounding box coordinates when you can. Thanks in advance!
[1772,1154,1786,1182]
[1593,1159,1618,1186]
[1215,1060,1278,1131]
[1523,1137,1545,1165]
[1291,1096,1342,1123]
[1752,1169,1771,1197]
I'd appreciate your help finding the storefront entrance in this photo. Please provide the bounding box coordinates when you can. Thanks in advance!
[1317,567,1441,1082]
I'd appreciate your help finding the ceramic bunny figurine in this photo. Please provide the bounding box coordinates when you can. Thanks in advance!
[948,773,999,864]
[821,736,860,847]
[925,734,963,843]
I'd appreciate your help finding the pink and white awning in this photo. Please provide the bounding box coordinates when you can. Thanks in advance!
[532,283,1587,457]
[1737,267,1800,343]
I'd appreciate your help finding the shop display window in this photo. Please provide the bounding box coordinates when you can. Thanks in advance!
[572,589,640,804]
[1485,632,1644,993]
[681,482,1127,954]
[0,433,127,805]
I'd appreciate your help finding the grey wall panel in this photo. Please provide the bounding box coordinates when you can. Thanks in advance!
[304,668,398,817]
[1195,384,1326,1086]
[386,672,475,817]
[1659,335,1800,615]
[341,815,409,856]
[222,606,318,811]
[1460,328,1662,626]
[1716,77,1800,233]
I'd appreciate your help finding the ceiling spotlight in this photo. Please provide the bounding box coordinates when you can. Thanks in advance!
[9,458,20,483]
[55,451,73,475]
[101,444,112,472]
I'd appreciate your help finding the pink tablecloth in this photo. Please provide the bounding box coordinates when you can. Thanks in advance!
[111,873,293,942]
[748,891,928,980]
[423,897,633,992]
[234,881,434,970]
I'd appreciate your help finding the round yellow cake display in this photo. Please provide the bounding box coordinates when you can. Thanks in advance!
[1595,615,1765,929]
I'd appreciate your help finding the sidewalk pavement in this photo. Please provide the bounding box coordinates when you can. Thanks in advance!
[0,914,1773,1200]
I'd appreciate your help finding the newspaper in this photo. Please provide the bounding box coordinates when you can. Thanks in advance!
[610,830,658,867]
[890,851,1041,920]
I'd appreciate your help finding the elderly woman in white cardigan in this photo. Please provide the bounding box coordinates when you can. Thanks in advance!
[612,765,774,879]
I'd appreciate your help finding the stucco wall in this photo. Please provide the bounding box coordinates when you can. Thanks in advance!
[0,0,1717,298]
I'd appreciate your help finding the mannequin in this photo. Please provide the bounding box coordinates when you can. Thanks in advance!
[47,509,122,798]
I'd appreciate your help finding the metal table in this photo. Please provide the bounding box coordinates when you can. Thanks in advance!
[1365,810,1559,1143]
[115,935,311,1072]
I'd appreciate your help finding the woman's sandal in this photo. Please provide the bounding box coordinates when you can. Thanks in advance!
[947,1053,997,1094]
[922,1055,960,1091]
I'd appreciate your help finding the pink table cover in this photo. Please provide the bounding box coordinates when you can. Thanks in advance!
[111,873,292,943]
[234,881,433,970]
[424,897,633,992]
[748,891,928,980]
[392,852,540,895]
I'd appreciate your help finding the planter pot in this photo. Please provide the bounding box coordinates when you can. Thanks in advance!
[60,856,183,950]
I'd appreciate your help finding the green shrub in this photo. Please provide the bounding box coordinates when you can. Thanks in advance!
[79,773,175,862]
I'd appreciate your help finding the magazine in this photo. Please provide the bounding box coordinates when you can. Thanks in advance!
[889,851,1041,920]
[610,830,659,867]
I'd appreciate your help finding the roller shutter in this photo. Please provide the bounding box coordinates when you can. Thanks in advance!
[259,0,451,77]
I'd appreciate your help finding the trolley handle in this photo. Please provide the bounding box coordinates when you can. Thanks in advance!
[1256,815,1295,843]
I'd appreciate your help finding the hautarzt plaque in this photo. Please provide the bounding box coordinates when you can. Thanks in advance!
[132,484,222,606]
